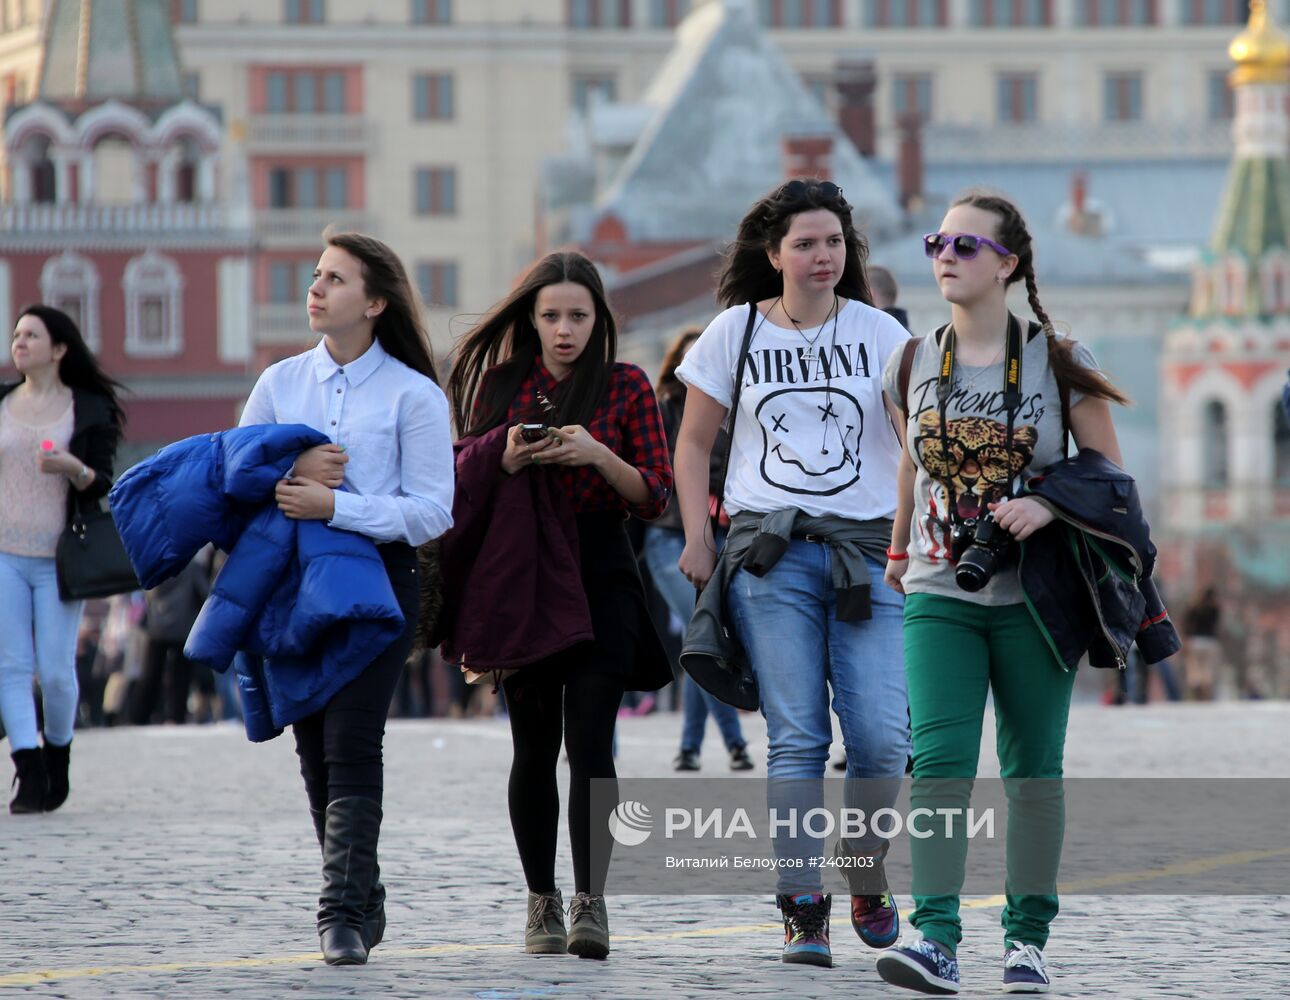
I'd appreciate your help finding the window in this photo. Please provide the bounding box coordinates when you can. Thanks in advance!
[1181,0,1248,24]
[267,166,349,209]
[415,167,457,215]
[865,0,948,26]
[293,73,317,114]
[1076,0,1155,24]
[1203,400,1229,487]
[123,251,184,357]
[1208,70,1234,120]
[172,0,198,23]
[758,0,842,25]
[568,0,632,27]
[269,260,316,303]
[296,167,318,208]
[1104,72,1143,122]
[1275,401,1290,488]
[41,253,100,350]
[322,71,345,113]
[892,73,933,122]
[324,167,347,208]
[285,0,325,23]
[266,72,289,113]
[416,262,459,308]
[997,72,1038,122]
[571,73,617,112]
[261,69,351,114]
[413,73,455,120]
[969,0,1051,25]
[269,167,292,208]
[647,0,690,26]
[411,0,451,23]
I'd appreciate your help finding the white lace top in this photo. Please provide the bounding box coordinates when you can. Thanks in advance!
[0,393,74,558]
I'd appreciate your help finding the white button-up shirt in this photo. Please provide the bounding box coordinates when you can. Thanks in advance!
[239,338,454,546]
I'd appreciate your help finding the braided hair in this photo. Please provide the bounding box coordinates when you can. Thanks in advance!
[952,190,1129,406]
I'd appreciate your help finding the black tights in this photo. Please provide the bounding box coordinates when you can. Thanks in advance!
[293,544,419,810]
[504,670,624,895]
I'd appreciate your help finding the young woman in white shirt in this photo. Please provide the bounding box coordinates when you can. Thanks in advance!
[238,231,454,966]
[674,179,911,968]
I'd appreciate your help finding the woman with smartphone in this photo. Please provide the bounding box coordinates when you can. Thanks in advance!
[238,230,454,966]
[445,250,673,961]
[673,179,911,968]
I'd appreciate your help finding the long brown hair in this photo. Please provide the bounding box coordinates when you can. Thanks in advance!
[325,229,440,385]
[656,326,703,402]
[16,304,127,428]
[448,251,616,435]
[717,178,874,308]
[952,190,1129,406]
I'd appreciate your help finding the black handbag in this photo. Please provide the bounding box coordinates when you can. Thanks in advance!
[55,503,140,601]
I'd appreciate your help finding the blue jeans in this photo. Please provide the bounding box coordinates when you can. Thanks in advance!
[728,539,909,893]
[0,551,84,750]
[642,527,746,753]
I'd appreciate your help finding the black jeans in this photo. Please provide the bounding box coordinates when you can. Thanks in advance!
[293,543,420,809]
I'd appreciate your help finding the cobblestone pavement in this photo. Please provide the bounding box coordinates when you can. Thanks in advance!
[2,701,1288,998]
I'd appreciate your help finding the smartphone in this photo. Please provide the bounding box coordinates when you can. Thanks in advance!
[519,423,549,443]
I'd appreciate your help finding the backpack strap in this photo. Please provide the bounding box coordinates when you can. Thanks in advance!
[897,335,921,421]
[711,303,759,529]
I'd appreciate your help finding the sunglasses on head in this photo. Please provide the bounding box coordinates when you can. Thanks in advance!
[923,232,1013,260]
[783,179,844,201]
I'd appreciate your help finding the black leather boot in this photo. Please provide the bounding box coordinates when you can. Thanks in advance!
[317,796,382,966]
[42,740,71,812]
[311,805,386,950]
[9,748,47,814]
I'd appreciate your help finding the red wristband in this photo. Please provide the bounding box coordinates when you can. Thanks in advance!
[886,547,909,561]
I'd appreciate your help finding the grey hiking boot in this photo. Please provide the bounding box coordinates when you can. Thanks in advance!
[525,889,567,954]
[567,892,610,960]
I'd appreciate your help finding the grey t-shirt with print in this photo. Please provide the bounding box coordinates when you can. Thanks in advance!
[881,324,1099,606]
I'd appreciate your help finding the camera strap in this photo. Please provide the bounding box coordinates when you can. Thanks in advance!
[935,314,1024,526]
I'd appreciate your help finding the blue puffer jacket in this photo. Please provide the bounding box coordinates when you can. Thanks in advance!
[109,424,405,742]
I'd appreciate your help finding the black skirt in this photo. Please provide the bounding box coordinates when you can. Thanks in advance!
[531,511,673,692]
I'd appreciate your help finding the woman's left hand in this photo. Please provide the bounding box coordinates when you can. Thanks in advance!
[541,425,610,468]
[37,447,80,477]
[275,476,336,520]
[988,496,1055,541]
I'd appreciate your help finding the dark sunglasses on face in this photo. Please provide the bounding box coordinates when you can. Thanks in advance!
[923,232,1013,260]
[783,179,844,201]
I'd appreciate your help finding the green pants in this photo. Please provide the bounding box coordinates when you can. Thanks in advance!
[903,593,1076,953]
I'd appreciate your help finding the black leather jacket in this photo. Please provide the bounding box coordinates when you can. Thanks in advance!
[1019,449,1181,670]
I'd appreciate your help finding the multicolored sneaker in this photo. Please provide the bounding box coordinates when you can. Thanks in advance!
[850,892,900,948]
[1002,940,1050,993]
[875,931,960,994]
[776,893,833,968]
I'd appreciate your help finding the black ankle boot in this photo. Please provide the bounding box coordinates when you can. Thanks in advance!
[9,748,47,814]
[42,740,71,812]
[317,797,382,966]
[311,805,386,950]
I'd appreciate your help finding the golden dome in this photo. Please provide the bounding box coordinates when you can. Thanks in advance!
[1230,0,1290,86]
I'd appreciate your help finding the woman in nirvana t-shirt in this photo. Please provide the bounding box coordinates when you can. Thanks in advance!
[673,179,911,969]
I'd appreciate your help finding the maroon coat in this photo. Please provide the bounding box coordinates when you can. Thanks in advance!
[432,425,595,672]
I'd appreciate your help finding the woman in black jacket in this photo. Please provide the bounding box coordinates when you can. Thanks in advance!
[1,304,124,814]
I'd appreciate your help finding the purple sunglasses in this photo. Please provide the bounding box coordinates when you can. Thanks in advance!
[923,232,1013,260]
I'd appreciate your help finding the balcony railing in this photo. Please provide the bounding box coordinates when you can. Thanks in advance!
[244,115,377,152]
[255,303,315,345]
[0,201,225,232]
[254,209,373,244]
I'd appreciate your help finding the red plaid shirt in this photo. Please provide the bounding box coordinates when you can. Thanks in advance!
[502,360,672,520]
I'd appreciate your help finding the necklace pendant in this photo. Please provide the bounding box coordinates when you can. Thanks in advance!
[801,347,817,364]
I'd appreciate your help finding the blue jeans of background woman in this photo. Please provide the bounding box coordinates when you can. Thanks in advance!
[0,551,83,751]
[728,541,909,894]
[642,526,746,753]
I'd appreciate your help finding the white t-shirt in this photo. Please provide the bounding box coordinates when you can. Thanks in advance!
[676,299,910,520]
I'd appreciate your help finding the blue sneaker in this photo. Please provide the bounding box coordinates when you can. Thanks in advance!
[1002,940,1050,993]
[875,932,960,994]
[775,893,832,968]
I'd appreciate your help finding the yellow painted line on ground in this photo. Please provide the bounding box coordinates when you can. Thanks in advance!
[5,845,1282,989]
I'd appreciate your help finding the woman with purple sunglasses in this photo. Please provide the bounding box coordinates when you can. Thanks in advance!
[875,191,1129,995]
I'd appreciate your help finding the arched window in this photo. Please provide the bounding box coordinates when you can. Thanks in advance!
[123,251,184,356]
[1275,399,1290,488]
[175,137,201,203]
[40,252,100,349]
[28,134,57,204]
[1202,399,1229,488]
